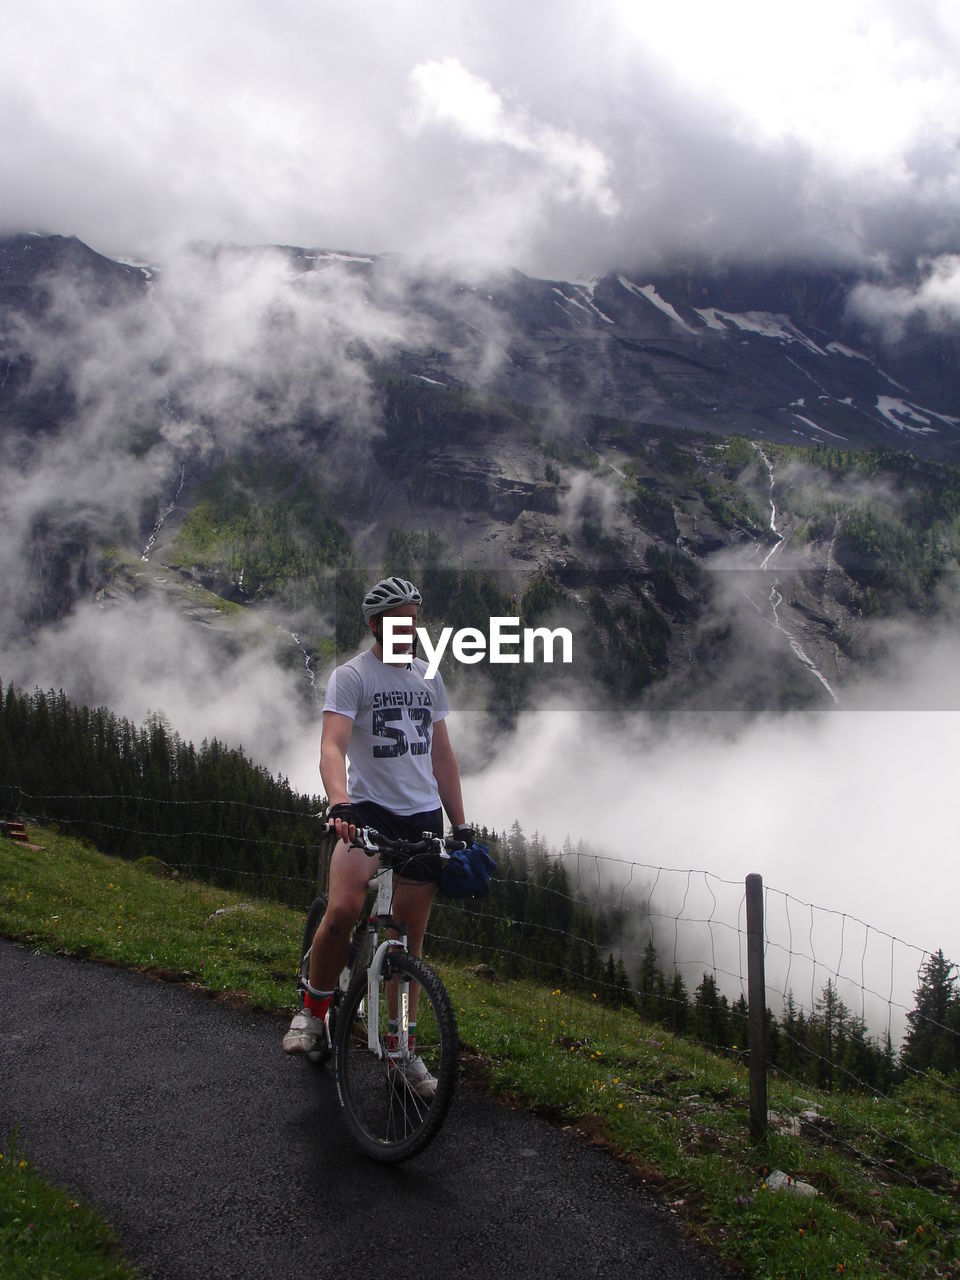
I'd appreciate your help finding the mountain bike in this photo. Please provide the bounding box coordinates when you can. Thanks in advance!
[296,826,461,1163]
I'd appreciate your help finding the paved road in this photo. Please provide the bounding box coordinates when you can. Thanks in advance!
[0,939,732,1280]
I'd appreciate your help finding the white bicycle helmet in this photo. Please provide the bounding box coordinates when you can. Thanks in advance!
[362,575,423,622]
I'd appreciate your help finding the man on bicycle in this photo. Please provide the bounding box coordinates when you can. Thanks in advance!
[283,575,473,1098]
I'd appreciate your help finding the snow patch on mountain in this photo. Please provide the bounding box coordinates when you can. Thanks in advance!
[573,284,614,323]
[826,341,870,361]
[618,276,698,333]
[875,397,960,435]
[695,308,826,355]
[694,307,727,332]
[553,287,599,324]
[792,413,848,442]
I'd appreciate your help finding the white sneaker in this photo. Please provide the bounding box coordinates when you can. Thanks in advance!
[392,1053,437,1100]
[282,1008,326,1054]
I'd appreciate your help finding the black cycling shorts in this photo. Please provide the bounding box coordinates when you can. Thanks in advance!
[349,800,443,884]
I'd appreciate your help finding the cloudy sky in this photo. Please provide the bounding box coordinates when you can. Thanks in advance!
[2,0,959,277]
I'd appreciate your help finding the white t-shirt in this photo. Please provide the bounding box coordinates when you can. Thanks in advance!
[322,648,451,816]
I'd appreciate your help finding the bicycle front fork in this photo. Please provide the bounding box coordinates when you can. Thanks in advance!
[365,938,410,1056]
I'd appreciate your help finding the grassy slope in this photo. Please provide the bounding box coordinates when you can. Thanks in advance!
[2,829,958,1280]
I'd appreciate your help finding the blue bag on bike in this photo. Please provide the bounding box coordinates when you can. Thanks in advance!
[440,842,496,898]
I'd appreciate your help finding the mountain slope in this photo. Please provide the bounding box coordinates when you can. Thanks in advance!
[1,233,958,730]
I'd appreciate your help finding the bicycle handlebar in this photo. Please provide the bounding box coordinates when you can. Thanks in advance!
[334,823,466,861]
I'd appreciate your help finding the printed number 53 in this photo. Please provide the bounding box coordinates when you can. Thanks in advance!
[372,707,431,757]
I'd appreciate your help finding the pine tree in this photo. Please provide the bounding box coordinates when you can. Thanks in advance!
[666,971,689,1034]
[637,938,660,1022]
[693,973,730,1049]
[812,979,850,1089]
[614,957,635,1010]
[901,949,960,1076]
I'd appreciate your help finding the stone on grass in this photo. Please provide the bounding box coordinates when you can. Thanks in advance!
[765,1169,817,1198]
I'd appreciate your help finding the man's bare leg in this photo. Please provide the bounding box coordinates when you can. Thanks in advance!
[308,838,379,991]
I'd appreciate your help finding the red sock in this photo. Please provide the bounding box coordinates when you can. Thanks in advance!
[304,989,333,1019]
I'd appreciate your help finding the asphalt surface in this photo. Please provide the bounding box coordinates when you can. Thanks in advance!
[0,938,733,1280]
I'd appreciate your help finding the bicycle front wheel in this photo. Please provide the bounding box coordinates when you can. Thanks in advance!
[334,950,458,1163]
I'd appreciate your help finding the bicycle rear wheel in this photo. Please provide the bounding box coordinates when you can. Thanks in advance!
[334,950,458,1162]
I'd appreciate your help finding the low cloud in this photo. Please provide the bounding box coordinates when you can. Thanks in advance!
[558,472,622,538]
[770,458,903,523]
[462,620,960,1037]
[3,596,324,798]
[849,254,960,341]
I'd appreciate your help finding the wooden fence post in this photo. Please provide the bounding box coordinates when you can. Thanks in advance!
[746,873,768,1144]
